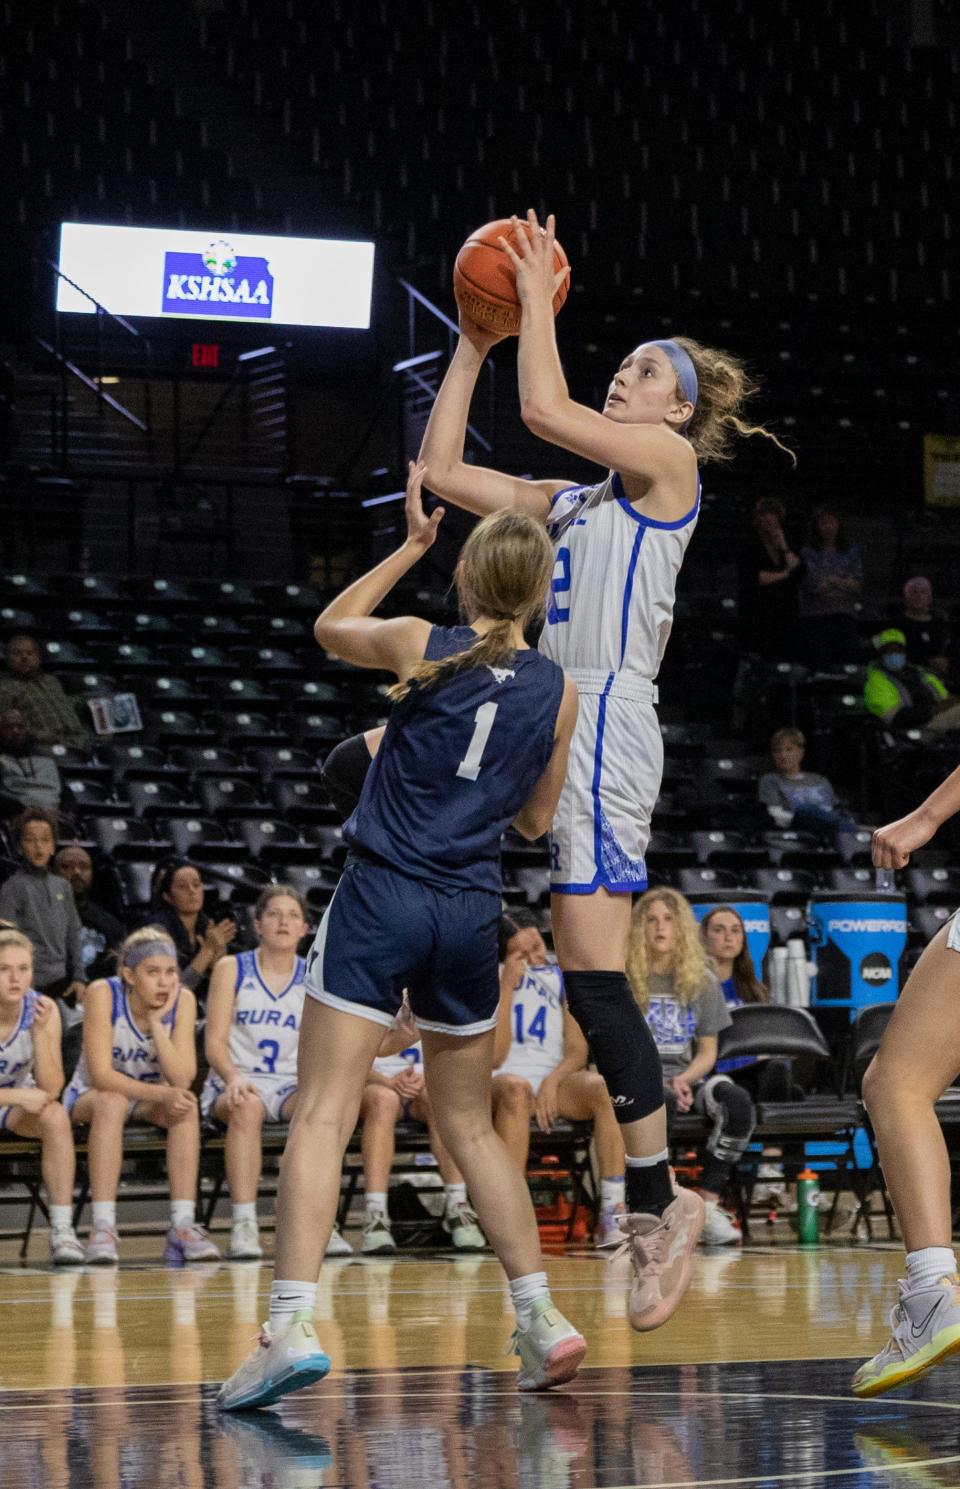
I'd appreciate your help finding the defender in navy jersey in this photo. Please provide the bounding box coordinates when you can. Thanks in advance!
[220,460,584,1412]
[417,209,793,1333]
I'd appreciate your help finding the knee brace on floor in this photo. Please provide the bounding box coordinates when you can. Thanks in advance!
[563,971,664,1123]
[698,1075,756,1166]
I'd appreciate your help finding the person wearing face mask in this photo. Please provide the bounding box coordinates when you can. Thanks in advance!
[865,630,960,733]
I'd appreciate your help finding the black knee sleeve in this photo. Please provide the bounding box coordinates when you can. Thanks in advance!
[563,971,664,1124]
[321,733,374,823]
[698,1076,756,1166]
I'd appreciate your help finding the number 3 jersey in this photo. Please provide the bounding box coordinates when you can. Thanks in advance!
[344,625,565,895]
[495,960,566,1089]
[212,950,306,1083]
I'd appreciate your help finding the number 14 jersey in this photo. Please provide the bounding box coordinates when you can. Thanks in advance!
[344,625,564,894]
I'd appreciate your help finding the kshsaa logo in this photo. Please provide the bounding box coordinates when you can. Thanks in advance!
[161,240,274,319]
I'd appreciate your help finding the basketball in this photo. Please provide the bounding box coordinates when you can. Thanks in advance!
[453,217,570,336]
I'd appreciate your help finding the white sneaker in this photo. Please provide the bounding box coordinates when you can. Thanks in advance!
[50,1227,85,1266]
[361,1210,397,1255]
[595,1204,627,1249]
[853,1273,960,1397]
[325,1223,353,1257]
[84,1224,120,1265]
[442,1202,486,1252]
[508,1296,587,1391]
[700,1203,742,1246]
[218,1309,331,1411]
[229,1216,263,1261]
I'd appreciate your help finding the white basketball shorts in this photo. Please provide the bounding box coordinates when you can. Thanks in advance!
[549,671,662,896]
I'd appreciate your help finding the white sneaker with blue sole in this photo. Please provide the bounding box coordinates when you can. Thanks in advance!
[218,1309,331,1411]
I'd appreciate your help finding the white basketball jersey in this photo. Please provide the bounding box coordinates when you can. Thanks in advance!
[0,989,39,1088]
[495,962,565,1083]
[226,950,306,1082]
[539,471,700,681]
[68,976,178,1099]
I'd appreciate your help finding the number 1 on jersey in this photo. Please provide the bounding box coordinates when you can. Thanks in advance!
[456,701,499,781]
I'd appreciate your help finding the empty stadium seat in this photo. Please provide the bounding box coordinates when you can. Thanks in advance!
[238,818,306,862]
[905,867,960,905]
[126,780,202,820]
[750,867,818,905]
[89,816,166,860]
[199,778,270,819]
[158,815,246,860]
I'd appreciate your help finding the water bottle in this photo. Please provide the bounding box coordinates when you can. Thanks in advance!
[768,945,788,1004]
[786,938,811,1007]
[797,1168,821,1244]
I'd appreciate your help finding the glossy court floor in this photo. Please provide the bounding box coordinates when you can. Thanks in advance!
[4,1238,960,1489]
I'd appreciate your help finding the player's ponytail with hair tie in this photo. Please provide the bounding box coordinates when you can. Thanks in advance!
[389,509,554,704]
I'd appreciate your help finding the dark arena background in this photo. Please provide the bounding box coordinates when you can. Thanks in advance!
[3,2,960,1487]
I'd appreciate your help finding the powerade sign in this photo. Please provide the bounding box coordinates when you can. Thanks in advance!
[56,223,374,328]
[808,897,908,1011]
[162,240,274,319]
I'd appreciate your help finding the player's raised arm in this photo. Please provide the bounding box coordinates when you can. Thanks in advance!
[313,460,437,678]
[513,675,579,840]
[501,210,697,511]
[419,314,573,521]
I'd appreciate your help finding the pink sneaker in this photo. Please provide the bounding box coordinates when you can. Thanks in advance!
[611,1188,705,1332]
[84,1224,120,1266]
[164,1222,220,1264]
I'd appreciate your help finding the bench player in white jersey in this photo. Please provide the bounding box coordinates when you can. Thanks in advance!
[420,208,792,1329]
[0,928,84,1264]
[64,925,219,1265]
[203,885,310,1262]
[361,998,487,1255]
[492,912,626,1247]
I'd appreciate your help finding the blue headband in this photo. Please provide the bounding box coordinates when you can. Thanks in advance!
[122,938,177,969]
[644,339,698,411]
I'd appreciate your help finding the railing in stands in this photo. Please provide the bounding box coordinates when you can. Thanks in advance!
[394,277,495,465]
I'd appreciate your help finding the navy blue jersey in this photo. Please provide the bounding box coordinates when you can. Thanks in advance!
[344,625,565,893]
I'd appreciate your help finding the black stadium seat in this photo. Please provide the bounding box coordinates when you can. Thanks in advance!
[750,868,818,905]
[905,867,960,906]
[158,815,246,861]
[238,818,306,863]
[677,867,744,898]
[126,780,202,820]
[90,816,166,860]
[244,745,317,778]
[198,778,270,819]
[271,779,333,823]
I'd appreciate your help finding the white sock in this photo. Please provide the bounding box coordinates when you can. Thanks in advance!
[49,1205,73,1233]
[92,1201,116,1231]
[269,1280,318,1332]
[365,1191,387,1218]
[232,1202,257,1224]
[600,1177,625,1213]
[906,1247,957,1293]
[626,1148,670,1168]
[444,1183,467,1216]
[509,1270,550,1332]
[170,1200,195,1230]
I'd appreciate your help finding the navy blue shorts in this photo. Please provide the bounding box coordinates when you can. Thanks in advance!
[304,856,501,1036]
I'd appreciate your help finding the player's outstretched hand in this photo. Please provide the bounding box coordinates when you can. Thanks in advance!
[404,459,444,551]
[872,807,938,870]
[498,209,569,310]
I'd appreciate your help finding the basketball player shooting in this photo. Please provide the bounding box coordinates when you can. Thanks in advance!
[420,208,792,1328]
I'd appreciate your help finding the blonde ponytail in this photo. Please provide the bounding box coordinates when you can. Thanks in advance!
[673,336,796,467]
[389,509,554,704]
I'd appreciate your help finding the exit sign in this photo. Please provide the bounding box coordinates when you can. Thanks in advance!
[191,342,221,368]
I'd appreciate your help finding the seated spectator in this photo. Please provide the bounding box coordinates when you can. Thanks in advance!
[737,497,802,661]
[491,911,626,1250]
[63,926,220,1265]
[0,928,84,1264]
[0,709,62,815]
[627,889,756,1246]
[203,885,310,1261]
[700,905,805,1101]
[357,999,486,1256]
[865,630,960,734]
[0,634,87,747]
[0,809,86,1006]
[897,577,953,681]
[53,845,122,985]
[798,504,863,670]
[758,727,857,843]
[147,859,236,999]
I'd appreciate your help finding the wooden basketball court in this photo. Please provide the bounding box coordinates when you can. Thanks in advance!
[3,1238,959,1488]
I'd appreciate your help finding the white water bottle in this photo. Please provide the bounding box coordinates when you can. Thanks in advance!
[786,938,811,1007]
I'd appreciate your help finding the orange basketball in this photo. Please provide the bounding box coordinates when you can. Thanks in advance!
[453,217,570,336]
